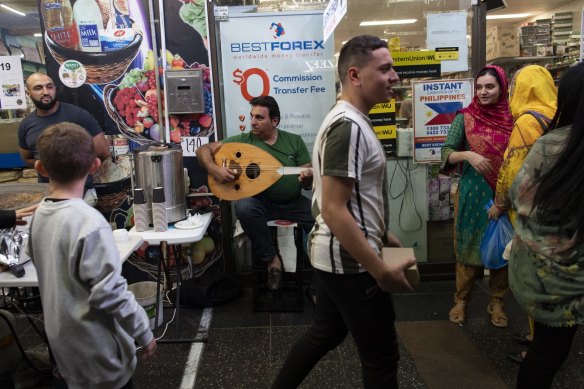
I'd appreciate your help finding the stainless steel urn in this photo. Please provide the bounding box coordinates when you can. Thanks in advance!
[133,143,186,223]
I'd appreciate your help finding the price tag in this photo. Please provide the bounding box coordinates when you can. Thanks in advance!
[214,6,228,22]
[0,56,26,110]
[181,136,209,157]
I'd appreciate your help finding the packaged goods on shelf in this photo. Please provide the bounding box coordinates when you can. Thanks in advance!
[487,40,519,60]
[535,18,552,29]
[520,45,538,57]
[536,45,554,57]
[486,25,518,45]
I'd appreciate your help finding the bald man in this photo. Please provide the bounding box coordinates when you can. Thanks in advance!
[18,73,110,205]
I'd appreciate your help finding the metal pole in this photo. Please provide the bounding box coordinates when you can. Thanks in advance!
[471,0,487,72]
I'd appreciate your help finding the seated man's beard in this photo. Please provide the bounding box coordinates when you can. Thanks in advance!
[32,97,57,111]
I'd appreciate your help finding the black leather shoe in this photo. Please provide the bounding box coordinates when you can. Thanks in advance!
[266,268,282,290]
[511,333,532,346]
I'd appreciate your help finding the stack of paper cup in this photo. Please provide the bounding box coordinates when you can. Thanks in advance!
[133,188,149,232]
[152,187,168,232]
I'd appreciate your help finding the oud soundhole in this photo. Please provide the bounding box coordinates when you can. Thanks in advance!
[245,163,261,179]
[235,152,242,158]
[234,184,240,191]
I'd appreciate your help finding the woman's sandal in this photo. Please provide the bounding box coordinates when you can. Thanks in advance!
[449,301,466,324]
[487,301,508,328]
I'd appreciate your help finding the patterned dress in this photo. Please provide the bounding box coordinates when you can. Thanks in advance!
[509,126,584,327]
[442,114,493,266]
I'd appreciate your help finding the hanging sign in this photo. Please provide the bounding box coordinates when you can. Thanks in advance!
[0,56,26,110]
[220,13,336,154]
[323,0,347,43]
[369,100,397,156]
[412,78,473,163]
[391,51,441,78]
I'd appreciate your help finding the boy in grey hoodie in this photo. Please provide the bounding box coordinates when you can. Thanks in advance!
[26,122,156,389]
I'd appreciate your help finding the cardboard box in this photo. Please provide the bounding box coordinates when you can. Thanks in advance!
[486,41,519,61]
[382,247,419,286]
[486,25,518,45]
[427,220,455,263]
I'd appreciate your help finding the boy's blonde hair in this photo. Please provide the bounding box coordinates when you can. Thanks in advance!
[37,122,96,184]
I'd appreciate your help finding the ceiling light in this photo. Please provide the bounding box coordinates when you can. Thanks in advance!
[360,19,417,26]
[0,4,26,17]
[486,13,530,20]
[34,33,42,37]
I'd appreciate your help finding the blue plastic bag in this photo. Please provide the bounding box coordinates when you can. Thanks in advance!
[480,200,513,269]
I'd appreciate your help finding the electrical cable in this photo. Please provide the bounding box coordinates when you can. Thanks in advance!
[9,302,46,341]
[400,159,423,232]
[388,159,423,233]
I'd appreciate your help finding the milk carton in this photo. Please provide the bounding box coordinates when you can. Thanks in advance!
[73,0,103,52]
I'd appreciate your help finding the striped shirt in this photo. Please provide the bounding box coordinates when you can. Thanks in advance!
[309,101,390,274]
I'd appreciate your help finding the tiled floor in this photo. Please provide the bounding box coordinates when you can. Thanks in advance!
[4,276,584,388]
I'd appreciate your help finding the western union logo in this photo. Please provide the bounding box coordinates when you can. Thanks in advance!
[370,100,396,113]
[391,51,439,66]
[374,125,396,140]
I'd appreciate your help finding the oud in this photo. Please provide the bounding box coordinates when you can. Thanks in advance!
[208,143,310,201]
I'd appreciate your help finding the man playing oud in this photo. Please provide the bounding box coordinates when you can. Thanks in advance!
[196,95,314,291]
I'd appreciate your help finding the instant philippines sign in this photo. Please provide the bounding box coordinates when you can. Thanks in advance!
[219,13,336,153]
[412,79,473,163]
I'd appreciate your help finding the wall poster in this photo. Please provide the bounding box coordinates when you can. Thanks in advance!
[412,78,473,163]
[37,0,216,230]
[0,56,26,110]
[219,12,336,154]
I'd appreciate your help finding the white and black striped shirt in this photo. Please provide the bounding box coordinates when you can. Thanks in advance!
[309,101,390,274]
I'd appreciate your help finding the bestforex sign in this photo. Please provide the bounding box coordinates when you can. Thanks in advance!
[230,22,325,53]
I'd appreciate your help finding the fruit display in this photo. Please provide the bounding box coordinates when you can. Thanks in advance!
[107,49,214,142]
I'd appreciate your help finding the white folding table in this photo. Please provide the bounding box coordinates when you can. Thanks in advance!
[0,235,144,288]
[128,212,213,343]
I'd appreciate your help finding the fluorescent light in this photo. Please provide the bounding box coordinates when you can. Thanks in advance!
[0,4,26,17]
[360,19,417,26]
[487,13,530,20]
[34,33,42,37]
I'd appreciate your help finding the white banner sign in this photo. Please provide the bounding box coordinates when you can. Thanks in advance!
[426,11,469,73]
[0,56,26,110]
[323,0,347,43]
[220,13,336,154]
[412,78,473,163]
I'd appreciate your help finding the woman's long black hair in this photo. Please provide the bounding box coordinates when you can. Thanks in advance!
[532,62,584,236]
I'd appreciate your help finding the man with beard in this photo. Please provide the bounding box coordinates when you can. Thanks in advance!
[18,73,110,205]
[197,95,314,292]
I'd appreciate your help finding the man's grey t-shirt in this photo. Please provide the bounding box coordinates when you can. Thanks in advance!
[18,102,103,187]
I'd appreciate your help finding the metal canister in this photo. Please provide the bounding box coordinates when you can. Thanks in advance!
[133,143,186,223]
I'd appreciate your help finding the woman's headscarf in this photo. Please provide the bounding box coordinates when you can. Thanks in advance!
[509,65,557,121]
[461,65,513,190]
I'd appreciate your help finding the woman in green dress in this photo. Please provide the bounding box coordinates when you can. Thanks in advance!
[441,65,513,327]
[509,62,584,388]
